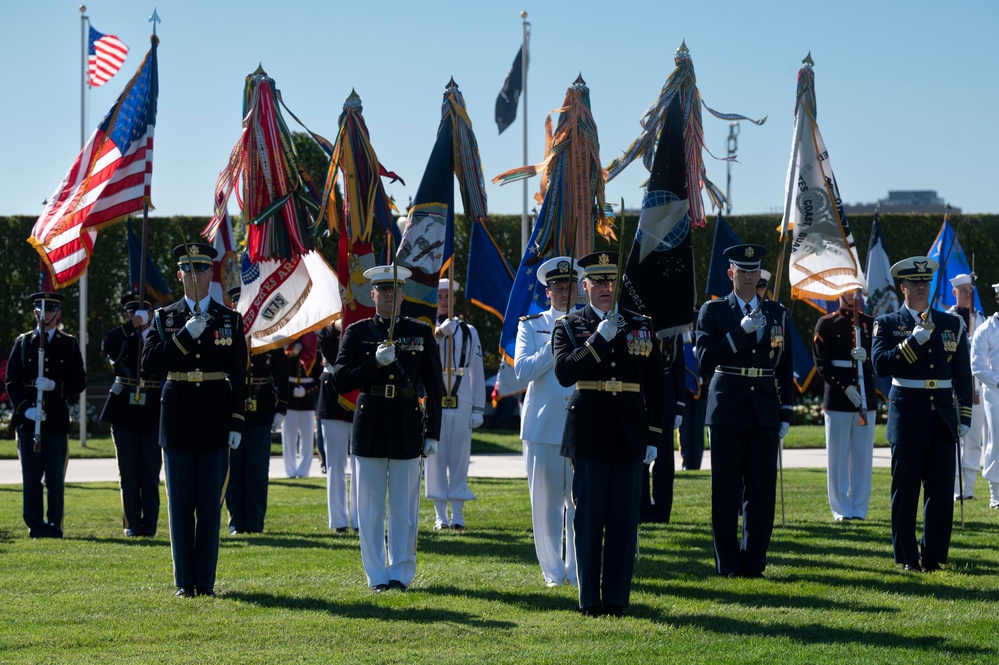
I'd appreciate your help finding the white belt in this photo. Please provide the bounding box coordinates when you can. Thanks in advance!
[892,378,951,390]
[831,360,854,368]
[291,377,315,385]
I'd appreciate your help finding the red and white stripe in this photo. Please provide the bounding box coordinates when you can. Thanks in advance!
[30,127,154,287]
[89,34,129,87]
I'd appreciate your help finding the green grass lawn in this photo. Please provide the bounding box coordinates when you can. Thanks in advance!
[0,468,997,663]
[0,424,889,459]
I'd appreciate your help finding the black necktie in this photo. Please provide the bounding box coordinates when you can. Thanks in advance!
[744,303,752,316]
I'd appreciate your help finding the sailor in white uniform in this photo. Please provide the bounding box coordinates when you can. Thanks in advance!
[969,280,999,509]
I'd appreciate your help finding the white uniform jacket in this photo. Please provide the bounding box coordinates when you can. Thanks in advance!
[438,318,485,418]
[515,308,575,445]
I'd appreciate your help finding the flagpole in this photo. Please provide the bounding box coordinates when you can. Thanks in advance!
[78,5,89,447]
[520,11,529,258]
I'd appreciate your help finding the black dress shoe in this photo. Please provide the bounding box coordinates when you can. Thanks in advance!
[922,560,942,572]
[176,587,195,598]
[335,527,349,534]
[580,605,602,617]
[371,583,390,593]
[741,571,765,579]
[451,523,465,532]
[388,580,408,591]
[903,563,922,572]
[603,604,625,618]
[195,587,216,597]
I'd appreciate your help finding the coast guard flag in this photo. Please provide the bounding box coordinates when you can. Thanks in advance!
[927,217,983,311]
[864,211,898,318]
[88,26,129,87]
[31,37,158,288]
[619,91,695,337]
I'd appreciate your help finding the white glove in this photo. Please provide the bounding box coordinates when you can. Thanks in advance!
[850,346,867,363]
[228,432,242,450]
[470,412,484,429]
[111,381,125,395]
[293,386,306,398]
[959,424,971,437]
[597,318,618,341]
[291,343,303,355]
[912,325,931,345]
[133,310,149,326]
[740,315,761,334]
[844,385,862,408]
[673,414,683,430]
[34,377,55,392]
[184,316,207,339]
[436,318,458,338]
[375,342,396,367]
[643,445,657,464]
[25,407,46,422]
[272,413,285,431]
[779,422,790,439]
[422,438,439,456]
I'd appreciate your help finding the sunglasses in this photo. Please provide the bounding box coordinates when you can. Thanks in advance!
[34,304,60,312]
[179,263,212,273]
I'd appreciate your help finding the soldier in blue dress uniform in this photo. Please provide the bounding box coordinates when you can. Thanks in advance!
[5,291,87,538]
[553,251,664,618]
[331,265,443,592]
[695,244,793,578]
[141,243,247,597]
[224,286,289,535]
[100,292,163,537]
[871,256,973,572]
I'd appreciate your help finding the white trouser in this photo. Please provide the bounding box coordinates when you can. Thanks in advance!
[824,409,875,520]
[355,456,421,588]
[955,399,988,497]
[524,440,576,586]
[425,407,476,522]
[281,409,315,478]
[979,387,999,505]
[322,419,357,530]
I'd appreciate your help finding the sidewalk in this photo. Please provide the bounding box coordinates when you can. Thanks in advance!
[0,448,892,485]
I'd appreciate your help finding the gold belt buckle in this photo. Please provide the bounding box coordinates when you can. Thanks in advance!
[604,380,623,393]
[925,379,937,389]
[442,395,457,408]
[745,368,760,378]
[188,371,203,382]
[384,385,396,399]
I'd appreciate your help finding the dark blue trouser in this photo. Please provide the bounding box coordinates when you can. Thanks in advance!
[164,446,228,590]
[112,426,162,536]
[571,458,643,609]
[709,424,779,576]
[226,423,271,532]
[680,394,706,470]
[890,418,956,566]
[17,427,68,537]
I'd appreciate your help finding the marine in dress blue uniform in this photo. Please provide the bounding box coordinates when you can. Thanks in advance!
[224,287,289,535]
[331,266,443,592]
[141,244,247,597]
[99,292,163,537]
[871,257,973,572]
[5,292,87,538]
[553,252,664,618]
[695,245,793,578]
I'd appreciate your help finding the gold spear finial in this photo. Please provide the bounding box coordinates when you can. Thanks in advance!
[677,39,689,54]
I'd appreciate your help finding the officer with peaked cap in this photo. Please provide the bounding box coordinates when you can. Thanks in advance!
[872,256,972,572]
[99,292,163,537]
[553,251,664,617]
[426,277,485,530]
[695,243,793,578]
[946,273,988,500]
[970,280,999,509]
[515,256,584,586]
[141,243,247,597]
[332,265,443,592]
[224,286,289,535]
[5,291,86,538]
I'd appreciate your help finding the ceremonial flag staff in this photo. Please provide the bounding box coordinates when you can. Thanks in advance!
[78,5,89,446]
[520,11,530,257]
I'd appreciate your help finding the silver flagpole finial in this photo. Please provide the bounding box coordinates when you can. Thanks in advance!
[802,51,814,66]
[149,9,160,34]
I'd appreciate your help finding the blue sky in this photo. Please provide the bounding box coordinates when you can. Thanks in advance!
[3,0,997,222]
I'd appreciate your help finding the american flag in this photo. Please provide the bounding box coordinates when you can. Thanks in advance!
[88,26,129,87]
[31,37,158,289]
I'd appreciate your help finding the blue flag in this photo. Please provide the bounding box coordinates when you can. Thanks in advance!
[466,220,514,322]
[706,213,740,299]
[788,317,817,393]
[927,217,983,311]
[126,219,170,305]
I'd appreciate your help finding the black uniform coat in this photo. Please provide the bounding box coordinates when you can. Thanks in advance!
[813,308,877,413]
[141,298,247,450]
[695,294,794,428]
[331,315,442,460]
[99,321,162,432]
[872,307,973,445]
[316,324,353,423]
[553,305,664,461]
[244,350,289,427]
[6,328,87,435]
